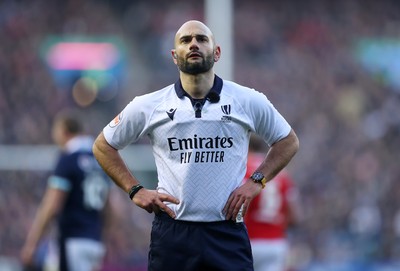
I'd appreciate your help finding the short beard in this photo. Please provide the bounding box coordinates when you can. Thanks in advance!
[177,54,214,75]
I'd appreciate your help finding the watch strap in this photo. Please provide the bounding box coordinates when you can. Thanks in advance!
[250,172,267,189]
[128,184,144,200]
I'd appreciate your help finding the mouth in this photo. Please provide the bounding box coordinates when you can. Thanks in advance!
[187,52,202,59]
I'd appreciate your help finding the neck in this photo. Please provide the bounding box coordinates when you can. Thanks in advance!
[180,71,214,99]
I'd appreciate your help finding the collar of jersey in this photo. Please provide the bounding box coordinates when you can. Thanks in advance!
[174,74,223,100]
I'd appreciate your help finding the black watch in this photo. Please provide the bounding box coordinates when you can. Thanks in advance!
[250,172,267,189]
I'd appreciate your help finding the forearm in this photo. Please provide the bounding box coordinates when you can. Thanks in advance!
[93,133,179,217]
[25,208,52,249]
[93,132,139,193]
[255,129,299,182]
[21,206,53,265]
[24,189,63,249]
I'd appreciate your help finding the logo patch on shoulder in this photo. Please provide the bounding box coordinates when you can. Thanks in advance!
[221,104,231,115]
[166,108,177,120]
[109,111,123,128]
[221,104,232,122]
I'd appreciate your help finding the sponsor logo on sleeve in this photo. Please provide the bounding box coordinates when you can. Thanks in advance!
[109,111,123,128]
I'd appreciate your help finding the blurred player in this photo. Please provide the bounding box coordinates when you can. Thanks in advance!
[245,134,302,271]
[21,110,111,271]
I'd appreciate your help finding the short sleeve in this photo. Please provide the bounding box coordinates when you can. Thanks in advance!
[248,90,291,146]
[103,97,149,149]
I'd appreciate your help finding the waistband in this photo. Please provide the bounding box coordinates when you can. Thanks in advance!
[155,211,242,225]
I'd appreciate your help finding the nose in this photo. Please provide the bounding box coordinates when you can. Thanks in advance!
[189,39,199,50]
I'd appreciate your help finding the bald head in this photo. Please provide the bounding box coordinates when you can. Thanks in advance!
[174,20,216,47]
[172,20,221,76]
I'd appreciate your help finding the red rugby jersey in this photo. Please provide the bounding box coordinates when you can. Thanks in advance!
[244,153,296,239]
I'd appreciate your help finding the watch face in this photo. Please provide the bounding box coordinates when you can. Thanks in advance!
[251,172,264,182]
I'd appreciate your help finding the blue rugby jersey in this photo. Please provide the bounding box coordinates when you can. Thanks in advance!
[103,75,291,221]
[49,136,110,240]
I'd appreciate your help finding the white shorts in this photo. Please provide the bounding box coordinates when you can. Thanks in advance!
[251,239,288,271]
[45,238,106,271]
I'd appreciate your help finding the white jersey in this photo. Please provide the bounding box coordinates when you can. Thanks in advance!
[103,76,291,221]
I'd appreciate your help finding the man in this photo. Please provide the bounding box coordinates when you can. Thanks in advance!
[21,111,111,271]
[245,135,302,271]
[93,20,299,271]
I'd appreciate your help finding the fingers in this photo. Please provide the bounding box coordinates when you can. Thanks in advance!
[222,195,233,217]
[223,194,237,220]
[158,193,180,205]
[225,197,244,221]
[223,191,251,221]
[134,190,179,218]
[223,181,261,221]
[156,193,179,218]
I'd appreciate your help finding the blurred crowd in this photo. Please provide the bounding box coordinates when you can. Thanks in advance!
[1,0,400,270]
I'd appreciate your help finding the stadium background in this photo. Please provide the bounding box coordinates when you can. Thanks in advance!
[1,0,400,270]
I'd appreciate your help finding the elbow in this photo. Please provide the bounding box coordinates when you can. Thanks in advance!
[92,132,118,158]
[92,138,100,159]
[287,129,300,156]
[92,132,107,160]
[292,130,300,154]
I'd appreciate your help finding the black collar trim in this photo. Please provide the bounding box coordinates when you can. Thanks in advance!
[174,75,222,103]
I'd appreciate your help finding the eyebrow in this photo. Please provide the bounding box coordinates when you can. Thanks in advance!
[179,34,209,41]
